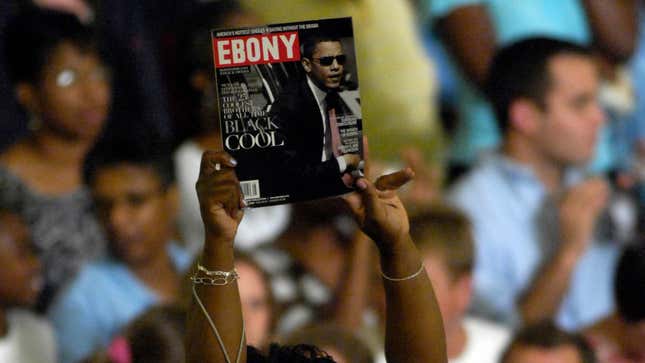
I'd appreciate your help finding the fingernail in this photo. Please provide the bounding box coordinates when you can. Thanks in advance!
[230,158,238,166]
[357,179,367,190]
[241,199,247,208]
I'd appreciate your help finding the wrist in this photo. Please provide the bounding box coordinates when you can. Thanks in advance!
[377,234,415,260]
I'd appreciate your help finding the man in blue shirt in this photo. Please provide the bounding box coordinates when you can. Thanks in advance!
[449,37,619,330]
[48,144,192,363]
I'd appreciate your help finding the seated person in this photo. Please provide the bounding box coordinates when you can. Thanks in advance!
[409,204,510,362]
[501,321,596,363]
[449,37,618,330]
[47,144,192,363]
[583,242,645,362]
[236,253,274,349]
[184,150,447,362]
[253,200,372,336]
[0,208,56,362]
[1,7,110,308]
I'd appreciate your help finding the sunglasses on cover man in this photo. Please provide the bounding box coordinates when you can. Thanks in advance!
[313,54,347,66]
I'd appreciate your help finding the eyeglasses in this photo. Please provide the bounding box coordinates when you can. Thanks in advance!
[313,54,347,66]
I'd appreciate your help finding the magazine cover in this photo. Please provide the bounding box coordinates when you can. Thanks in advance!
[211,17,364,207]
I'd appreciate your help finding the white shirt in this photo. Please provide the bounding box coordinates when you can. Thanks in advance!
[0,309,57,363]
[451,317,511,363]
[305,76,347,172]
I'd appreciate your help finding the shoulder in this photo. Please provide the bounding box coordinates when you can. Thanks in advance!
[448,158,505,209]
[271,79,313,112]
[8,309,54,336]
[48,260,124,312]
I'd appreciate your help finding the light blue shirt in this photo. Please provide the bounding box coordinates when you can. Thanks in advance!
[48,243,192,363]
[429,0,596,165]
[448,155,618,330]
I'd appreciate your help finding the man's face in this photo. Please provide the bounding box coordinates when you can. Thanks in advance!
[237,260,272,348]
[533,54,605,166]
[92,164,174,267]
[0,213,43,307]
[504,344,582,363]
[422,251,471,330]
[303,41,344,90]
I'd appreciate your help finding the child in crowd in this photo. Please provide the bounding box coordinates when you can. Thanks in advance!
[409,204,510,363]
[48,144,192,363]
[0,209,56,362]
[87,305,186,363]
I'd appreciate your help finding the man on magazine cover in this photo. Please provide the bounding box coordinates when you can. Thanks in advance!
[268,33,362,201]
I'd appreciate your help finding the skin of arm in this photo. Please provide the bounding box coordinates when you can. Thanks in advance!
[434,4,496,91]
[518,178,609,325]
[186,151,246,363]
[186,150,447,363]
[582,0,638,63]
[344,170,447,363]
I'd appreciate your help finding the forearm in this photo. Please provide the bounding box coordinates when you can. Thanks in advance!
[582,0,637,62]
[331,232,373,329]
[186,237,246,363]
[518,247,581,325]
[380,235,447,363]
[436,4,496,90]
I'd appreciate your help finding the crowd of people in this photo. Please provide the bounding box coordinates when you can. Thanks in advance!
[1,0,645,363]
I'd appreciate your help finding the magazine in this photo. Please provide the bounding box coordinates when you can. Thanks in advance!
[211,17,364,207]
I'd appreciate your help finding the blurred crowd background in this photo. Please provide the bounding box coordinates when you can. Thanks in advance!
[1,0,645,362]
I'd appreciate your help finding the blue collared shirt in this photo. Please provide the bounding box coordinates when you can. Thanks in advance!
[48,243,192,363]
[449,154,618,330]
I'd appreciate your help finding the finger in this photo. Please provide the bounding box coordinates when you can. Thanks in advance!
[199,150,238,177]
[374,168,415,191]
[355,177,381,218]
[341,192,364,221]
[362,136,370,177]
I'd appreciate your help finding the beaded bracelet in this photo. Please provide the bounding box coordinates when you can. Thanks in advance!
[190,264,239,286]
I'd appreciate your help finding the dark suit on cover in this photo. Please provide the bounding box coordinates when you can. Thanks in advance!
[267,78,351,201]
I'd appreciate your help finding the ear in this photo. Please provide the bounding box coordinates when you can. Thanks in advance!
[15,83,40,114]
[301,58,312,73]
[508,98,540,135]
[453,273,473,315]
[190,70,211,92]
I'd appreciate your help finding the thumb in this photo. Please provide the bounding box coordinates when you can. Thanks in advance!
[356,177,380,219]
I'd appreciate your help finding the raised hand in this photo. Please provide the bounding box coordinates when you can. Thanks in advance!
[558,177,609,257]
[344,168,415,254]
[196,151,245,247]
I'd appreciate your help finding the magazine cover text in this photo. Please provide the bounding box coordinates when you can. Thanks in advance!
[211,17,363,207]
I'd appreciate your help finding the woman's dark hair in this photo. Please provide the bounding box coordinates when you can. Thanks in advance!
[282,324,374,363]
[4,7,98,85]
[126,305,186,363]
[248,344,336,363]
